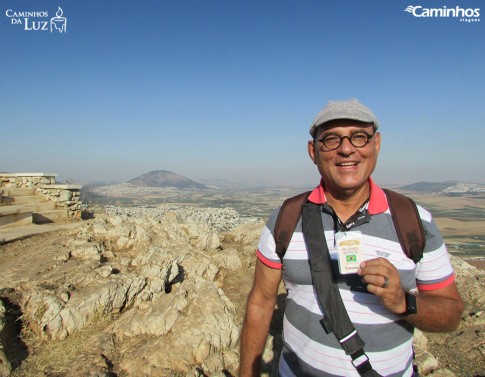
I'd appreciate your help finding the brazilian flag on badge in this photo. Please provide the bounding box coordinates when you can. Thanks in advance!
[346,255,357,262]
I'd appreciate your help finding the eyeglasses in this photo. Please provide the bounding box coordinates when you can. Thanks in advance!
[314,131,375,151]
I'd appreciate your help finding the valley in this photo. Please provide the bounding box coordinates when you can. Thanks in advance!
[83,183,485,261]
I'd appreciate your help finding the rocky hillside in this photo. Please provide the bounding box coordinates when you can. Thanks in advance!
[400,181,485,195]
[128,170,207,189]
[0,206,484,377]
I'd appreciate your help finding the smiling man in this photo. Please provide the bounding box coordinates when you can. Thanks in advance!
[239,99,463,377]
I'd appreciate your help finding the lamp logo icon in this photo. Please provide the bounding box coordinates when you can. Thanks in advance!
[50,7,67,33]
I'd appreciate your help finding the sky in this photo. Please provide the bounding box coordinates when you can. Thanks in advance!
[1,0,484,186]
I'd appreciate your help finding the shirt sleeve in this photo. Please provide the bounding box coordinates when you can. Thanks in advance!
[256,207,283,269]
[415,205,456,291]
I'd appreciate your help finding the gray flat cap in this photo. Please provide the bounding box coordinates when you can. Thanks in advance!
[309,99,379,137]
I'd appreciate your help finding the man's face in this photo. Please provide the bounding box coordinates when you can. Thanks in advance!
[308,119,381,197]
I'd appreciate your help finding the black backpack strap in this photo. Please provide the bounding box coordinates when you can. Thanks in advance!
[274,191,311,261]
[383,189,425,263]
[301,202,382,377]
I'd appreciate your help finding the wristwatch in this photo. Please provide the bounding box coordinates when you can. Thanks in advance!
[401,292,418,316]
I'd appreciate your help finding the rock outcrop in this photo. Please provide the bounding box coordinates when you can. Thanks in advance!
[0,299,11,377]
[0,206,260,376]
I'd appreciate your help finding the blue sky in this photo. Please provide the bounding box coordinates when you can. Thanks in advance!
[1,0,484,186]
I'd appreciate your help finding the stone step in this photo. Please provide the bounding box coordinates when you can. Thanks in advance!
[32,209,68,224]
[0,206,33,228]
[9,195,45,205]
[0,202,56,214]
[0,203,59,228]
[1,188,36,197]
[0,195,14,205]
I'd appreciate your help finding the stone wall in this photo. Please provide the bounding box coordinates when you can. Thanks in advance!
[0,173,82,219]
[38,184,83,219]
[0,173,57,188]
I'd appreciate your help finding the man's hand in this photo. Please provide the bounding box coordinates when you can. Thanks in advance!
[357,257,464,332]
[357,257,407,314]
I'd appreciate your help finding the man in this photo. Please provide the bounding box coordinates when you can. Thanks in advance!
[239,99,463,377]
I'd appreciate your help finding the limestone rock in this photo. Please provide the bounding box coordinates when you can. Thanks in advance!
[414,328,428,351]
[427,369,455,377]
[22,274,146,340]
[0,299,12,377]
[415,349,440,375]
[98,276,240,376]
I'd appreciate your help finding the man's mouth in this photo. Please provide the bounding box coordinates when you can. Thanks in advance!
[336,162,359,167]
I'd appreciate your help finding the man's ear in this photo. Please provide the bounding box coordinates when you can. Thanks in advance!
[308,140,317,164]
[374,132,381,156]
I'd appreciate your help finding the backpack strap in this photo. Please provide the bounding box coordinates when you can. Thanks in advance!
[302,202,382,377]
[274,191,311,261]
[275,189,425,263]
[383,189,425,263]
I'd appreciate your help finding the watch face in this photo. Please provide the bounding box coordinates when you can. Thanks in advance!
[405,292,417,315]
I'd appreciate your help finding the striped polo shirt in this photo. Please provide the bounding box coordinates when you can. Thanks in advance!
[257,178,455,377]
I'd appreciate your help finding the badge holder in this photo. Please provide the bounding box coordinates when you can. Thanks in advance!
[336,231,363,275]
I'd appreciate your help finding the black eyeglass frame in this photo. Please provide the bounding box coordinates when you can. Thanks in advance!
[313,131,376,151]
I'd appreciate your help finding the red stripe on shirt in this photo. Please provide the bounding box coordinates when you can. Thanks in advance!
[417,274,455,291]
[257,249,282,269]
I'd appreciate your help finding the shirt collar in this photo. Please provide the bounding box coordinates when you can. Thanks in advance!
[307,177,389,215]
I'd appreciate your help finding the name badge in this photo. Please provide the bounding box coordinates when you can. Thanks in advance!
[336,231,362,274]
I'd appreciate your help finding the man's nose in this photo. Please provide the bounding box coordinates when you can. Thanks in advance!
[338,136,355,152]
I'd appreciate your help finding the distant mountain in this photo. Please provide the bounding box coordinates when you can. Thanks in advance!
[128,170,207,189]
[399,181,460,192]
[399,181,485,194]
